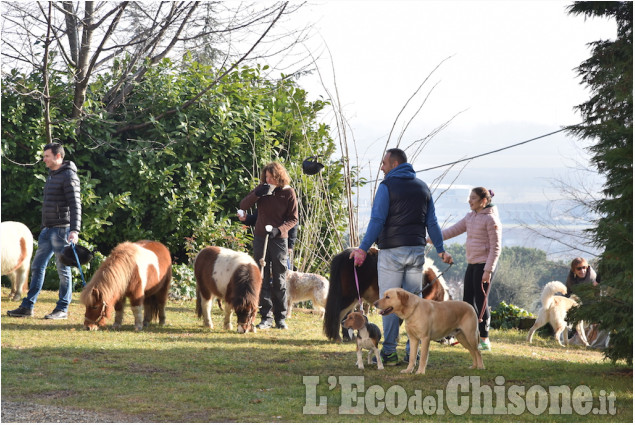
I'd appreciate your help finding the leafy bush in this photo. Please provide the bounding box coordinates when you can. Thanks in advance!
[170,263,197,301]
[490,301,535,330]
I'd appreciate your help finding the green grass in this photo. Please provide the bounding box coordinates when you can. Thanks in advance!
[2,289,632,422]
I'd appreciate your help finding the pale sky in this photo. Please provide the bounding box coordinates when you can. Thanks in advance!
[294,0,617,190]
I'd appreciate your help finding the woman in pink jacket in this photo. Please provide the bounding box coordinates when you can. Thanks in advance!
[430,187,502,351]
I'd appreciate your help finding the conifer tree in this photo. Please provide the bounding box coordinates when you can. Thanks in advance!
[567,1,633,366]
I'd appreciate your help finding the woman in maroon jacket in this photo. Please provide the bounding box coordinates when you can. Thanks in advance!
[240,162,298,330]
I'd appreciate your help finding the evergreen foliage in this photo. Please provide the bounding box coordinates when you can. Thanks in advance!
[566,1,633,365]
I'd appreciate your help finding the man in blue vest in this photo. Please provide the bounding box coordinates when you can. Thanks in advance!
[350,148,452,365]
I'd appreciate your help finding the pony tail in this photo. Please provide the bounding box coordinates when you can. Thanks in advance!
[323,250,350,341]
[196,289,203,318]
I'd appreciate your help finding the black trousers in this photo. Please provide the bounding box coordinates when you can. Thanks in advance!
[253,235,288,323]
[463,263,494,338]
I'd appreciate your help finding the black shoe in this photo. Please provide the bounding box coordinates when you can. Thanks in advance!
[275,320,288,330]
[7,306,34,317]
[256,320,273,329]
[44,310,68,320]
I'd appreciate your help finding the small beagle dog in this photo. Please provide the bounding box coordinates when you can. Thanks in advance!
[342,311,383,370]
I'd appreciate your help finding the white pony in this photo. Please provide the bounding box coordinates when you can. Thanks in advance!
[1,221,34,301]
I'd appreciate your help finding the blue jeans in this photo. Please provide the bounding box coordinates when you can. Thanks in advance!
[377,245,427,355]
[21,227,72,312]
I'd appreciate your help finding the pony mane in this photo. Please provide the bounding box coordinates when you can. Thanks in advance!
[423,256,449,293]
[80,242,140,305]
[232,263,261,310]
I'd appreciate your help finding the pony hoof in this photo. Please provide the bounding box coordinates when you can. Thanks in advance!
[112,323,121,330]
[11,294,21,301]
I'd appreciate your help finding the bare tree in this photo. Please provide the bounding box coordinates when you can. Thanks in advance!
[517,166,603,259]
[1,1,311,138]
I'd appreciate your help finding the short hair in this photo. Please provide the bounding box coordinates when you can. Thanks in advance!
[261,162,291,187]
[43,142,65,159]
[386,148,407,164]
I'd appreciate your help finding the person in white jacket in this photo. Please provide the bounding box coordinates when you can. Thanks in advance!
[428,187,502,351]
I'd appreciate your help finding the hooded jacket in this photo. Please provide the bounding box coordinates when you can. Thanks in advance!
[41,160,81,232]
[441,206,502,272]
[359,163,444,253]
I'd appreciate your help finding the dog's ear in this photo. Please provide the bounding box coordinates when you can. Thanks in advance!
[397,290,409,307]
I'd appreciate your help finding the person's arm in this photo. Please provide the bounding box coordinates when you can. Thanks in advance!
[65,169,81,243]
[276,188,298,237]
[359,184,390,252]
[426,198,445,254]
[287,225,298,249]
[483,216,502,281]
[239,188,260,211]
[243,212,257,226]
[426,198,454,264]
[350,185,389,266]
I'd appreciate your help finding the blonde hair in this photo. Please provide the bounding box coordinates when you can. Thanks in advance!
[80,242,139,307]
[260,162,291,187]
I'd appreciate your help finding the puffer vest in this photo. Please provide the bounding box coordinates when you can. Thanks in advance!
[377,177,430,249]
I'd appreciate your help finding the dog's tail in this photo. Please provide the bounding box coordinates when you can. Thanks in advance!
[540,281,568,310]
[323,248,355,341]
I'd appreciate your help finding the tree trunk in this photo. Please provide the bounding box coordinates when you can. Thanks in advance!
[71,1,94,120]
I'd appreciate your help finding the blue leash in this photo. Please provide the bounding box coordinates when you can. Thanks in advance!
[70,243,88,287]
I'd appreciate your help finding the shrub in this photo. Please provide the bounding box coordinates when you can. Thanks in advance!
[490,301,535,330]
[170,263,197,300]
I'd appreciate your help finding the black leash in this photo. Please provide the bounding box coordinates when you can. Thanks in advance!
[70,243,88,287]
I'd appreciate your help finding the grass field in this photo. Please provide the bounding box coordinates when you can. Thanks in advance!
[1,289,632,422]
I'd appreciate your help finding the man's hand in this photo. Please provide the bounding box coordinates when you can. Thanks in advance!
[68,231,79,245]
[438,251,453,264]
[349,248,367,267]
[269,227,280,238]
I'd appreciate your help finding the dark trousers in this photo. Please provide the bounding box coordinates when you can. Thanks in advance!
[463,263,493,338]
[253,235,288,323]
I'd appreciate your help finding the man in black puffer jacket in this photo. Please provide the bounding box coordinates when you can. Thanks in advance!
[8,143,82,320]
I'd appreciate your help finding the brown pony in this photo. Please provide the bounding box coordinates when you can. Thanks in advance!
[323,247,450,341]
[80,240,172,331]
[194,246,262,333]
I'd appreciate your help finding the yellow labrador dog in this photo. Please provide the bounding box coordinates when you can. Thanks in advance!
[374,288,484,375]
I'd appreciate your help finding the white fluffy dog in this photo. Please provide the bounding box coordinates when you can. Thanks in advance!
[286,270,329,318]
[527,281,589,347]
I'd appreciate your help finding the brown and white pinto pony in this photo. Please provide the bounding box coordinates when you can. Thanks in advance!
[195,246,262,333]
[1,221,34,301]
[324,247,450,342]
[80,240,172,331]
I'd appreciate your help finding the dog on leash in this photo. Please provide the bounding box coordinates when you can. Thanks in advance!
[375,288,484,375]
[286,270,329,318]
[526,281,589,347]
[342,311,384,370]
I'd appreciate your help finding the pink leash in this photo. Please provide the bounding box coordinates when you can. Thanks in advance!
[353,266,364,311]
[479,280,492,323]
